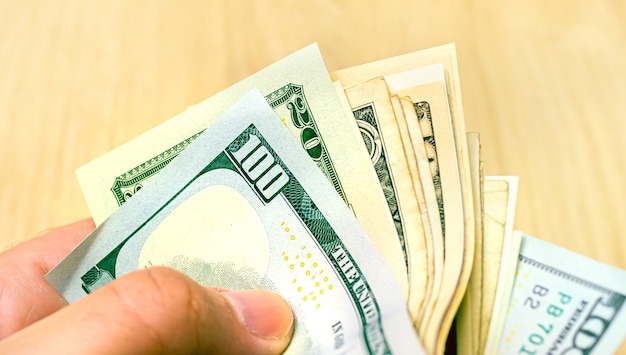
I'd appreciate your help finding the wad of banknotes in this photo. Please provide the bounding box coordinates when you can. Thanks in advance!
[46,44,626,354]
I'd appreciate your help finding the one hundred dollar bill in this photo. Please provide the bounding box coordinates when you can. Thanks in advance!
[498,233,626,354]
[76,43,408,297]
[46,90,424,355]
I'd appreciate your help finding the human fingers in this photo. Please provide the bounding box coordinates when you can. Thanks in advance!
[0,218,95,338]
[0,266,294,355]
[0,218,95,274]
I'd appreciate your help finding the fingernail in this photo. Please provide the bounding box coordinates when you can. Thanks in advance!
[221,290,294,340]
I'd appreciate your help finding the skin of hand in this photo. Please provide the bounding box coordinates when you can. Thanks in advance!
[0,219,294,354]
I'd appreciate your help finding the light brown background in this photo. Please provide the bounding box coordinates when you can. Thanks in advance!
[1,1,624,352]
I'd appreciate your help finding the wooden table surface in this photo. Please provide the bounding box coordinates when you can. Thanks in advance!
[1,1,625,352]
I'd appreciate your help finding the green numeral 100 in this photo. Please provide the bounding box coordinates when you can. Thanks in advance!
[231,133,289,202]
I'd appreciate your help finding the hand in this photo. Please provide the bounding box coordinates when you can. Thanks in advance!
[0,219,294,354]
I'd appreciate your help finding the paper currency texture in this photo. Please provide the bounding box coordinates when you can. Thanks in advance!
[47,90,423,355]
[499,234,626,354]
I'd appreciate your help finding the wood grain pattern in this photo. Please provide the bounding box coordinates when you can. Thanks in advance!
[1,1,624,352]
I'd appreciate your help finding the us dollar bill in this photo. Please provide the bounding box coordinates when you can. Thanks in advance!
[394,95,444,325]
[480,176,522,355]
[385,65,466,353]
[46,90,424,355]
[76,44,408,296]
[455,132,485,355]
[332,45,476,355]
[498,233,626,354]
[342,77,431,322]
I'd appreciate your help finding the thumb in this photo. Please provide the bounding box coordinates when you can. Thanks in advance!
[0,266,294,355]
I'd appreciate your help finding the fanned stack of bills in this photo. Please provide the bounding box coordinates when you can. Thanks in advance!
[45,44,626,354]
